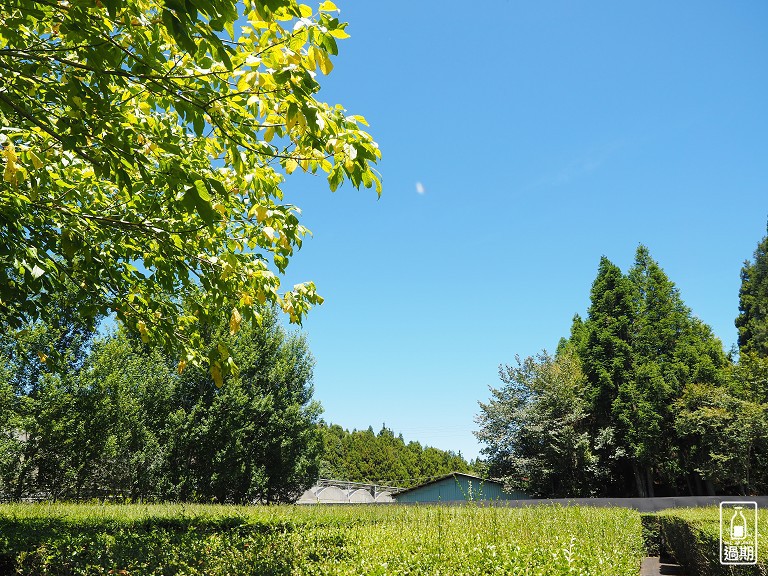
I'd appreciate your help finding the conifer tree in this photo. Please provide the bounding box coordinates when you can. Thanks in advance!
[579,248,726,496]
[617,246,693,496]
[737,225,768,357]
[578,257,636,495]
[478,247,733,497]
[580,257,635,430]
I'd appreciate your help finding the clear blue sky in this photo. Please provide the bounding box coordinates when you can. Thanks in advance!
[276,1,768,461]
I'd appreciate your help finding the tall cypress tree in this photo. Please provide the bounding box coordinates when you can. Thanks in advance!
[579,248,727,496]
[581,257,635,428]
[619,246,693,496]
[737,225,768,357]
[579,257,636,495]
[478,247,730,498]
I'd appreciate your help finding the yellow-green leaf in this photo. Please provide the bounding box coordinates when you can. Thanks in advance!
[29,151,44,170]
[2,142,18,183]
[229,307,242,335]
[255,205,268,222]
[3,160,17,183]
[211,363,223,387]
[137,320,149,343]
[318,51,333,75]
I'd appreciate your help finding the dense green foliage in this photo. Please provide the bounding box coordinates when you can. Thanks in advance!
[1,294,481,501]
[477,245,768,497]
[0,306,322,503]
[639,513,662,557]
[318,423,479,487]
[0,0,381,381]
[737,226,768,357]
[657,507,768,575]
[0,503,644,575]
[475,348,595,497]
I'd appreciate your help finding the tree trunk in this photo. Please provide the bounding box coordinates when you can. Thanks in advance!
[704,478,716,496]
[632,462,648,497]
[646,467,655,498]
[694,473,704,496]
[683,474,693,495]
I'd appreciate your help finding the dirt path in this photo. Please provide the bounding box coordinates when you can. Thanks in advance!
[640,556,687,575]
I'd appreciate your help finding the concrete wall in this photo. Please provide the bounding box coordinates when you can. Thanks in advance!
[497,496,768,512]
[411,496,768,511]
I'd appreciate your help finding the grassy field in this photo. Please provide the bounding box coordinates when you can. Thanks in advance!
[0,503,644,576]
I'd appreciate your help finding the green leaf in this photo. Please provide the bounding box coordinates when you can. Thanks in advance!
[163,9,198,55]
[181,186,199,213]
[328,167,343,192]
[208,178,227,196]
[194,179,211,202]
[183,0,198,21]
[61,232,76,260]
[192,114,205,136]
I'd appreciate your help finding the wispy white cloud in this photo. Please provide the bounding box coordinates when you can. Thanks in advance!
[529,140,625,190]
[415,181,426,195]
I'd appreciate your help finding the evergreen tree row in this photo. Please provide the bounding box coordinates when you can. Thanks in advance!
[318,423,480,487]
[1,295,480,502]
[477,241,768,497]
[0,305,322,504]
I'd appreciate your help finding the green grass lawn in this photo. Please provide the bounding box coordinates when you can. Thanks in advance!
[0,503,644,576]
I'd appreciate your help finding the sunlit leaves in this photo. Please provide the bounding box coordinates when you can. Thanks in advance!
[229,307,242,335]
[0,0,380,382]
[318,1,339,12]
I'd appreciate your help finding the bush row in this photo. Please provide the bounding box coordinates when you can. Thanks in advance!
[654,508,768,576]
[10,503,768,576]
[0,503,644,576]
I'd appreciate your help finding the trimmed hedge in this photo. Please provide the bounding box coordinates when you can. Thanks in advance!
[640,513,661,557]
[0,504,317,576]
[0,503,644,576]
[657,508,768,576]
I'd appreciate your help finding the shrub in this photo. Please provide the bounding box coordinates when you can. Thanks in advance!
[0,503,644,575]
[658,507,768,576]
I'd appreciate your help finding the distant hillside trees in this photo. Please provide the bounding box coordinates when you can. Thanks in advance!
[477,244,768,497]
[0,305,322,503]
[318,423,479,487]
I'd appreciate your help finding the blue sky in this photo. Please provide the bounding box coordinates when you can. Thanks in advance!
[276,1,768,461]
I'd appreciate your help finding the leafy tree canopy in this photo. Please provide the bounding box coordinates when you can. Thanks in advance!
[0,0,380,382]
[475,348,598,498]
